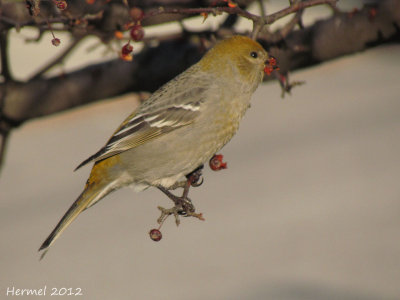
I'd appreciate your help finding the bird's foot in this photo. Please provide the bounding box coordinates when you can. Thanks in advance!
[157,180,204,225]
[150,167,205,240]
[157,204,204,227]
[157,205,181,226]
[150,203,204,241]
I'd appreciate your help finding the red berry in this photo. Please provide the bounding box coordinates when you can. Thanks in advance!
[264,66,272,75]
[149,229,162,241]
[55,0,67,10]
[130,25,144,41]
[264,56,279,75]
[121,43,133,55]
[209,154,227,171]
[268,56,277,66]
[52,38,61,46]
[129,7,144,22]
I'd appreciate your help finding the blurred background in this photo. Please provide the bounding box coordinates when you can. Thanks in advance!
[1,1,400,299]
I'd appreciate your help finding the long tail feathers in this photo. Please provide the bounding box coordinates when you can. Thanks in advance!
[38,183,105,260]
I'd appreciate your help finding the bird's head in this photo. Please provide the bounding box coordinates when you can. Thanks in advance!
[199,35,270,92]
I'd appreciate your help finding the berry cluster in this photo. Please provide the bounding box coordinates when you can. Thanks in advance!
[47,1,68,46]
[120,7,145,61]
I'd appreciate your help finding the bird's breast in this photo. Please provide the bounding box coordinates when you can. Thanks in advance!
[206,91,252,147]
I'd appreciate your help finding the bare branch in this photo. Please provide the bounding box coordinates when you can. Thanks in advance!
[144,0,337,27]
[143,0,337,39]
[144,6,259,23]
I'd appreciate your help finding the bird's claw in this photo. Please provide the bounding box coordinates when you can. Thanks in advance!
[157,199,204,228]
[157,206,181,226]
[186,167,204,187]
[191,176,203,187]
[153,166,205,238]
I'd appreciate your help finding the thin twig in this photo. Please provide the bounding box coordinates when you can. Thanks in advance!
[0,130,9,173]
[0,29,12,82]
[145,0,337,24]
[0,27,10,172]
[258,0,267,18]
[144,0,337,37]
[260,10,303,43]
[144,6,259,23]
[264,0,337,24]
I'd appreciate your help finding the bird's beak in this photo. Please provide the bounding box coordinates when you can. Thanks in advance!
[264,56,279,75]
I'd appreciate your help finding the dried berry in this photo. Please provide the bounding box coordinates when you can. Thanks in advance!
[209,154,227,171]
[54,0,67,10]
[130,25,144,41]
[129,7,144,22]
[200,12,209,23]
[52,38,61,46]
[149,229,162,241]
[122,43,133,55]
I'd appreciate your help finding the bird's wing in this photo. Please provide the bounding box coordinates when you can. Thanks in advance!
[75,83,208,170]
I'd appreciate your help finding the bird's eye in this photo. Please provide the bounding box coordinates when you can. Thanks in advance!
[250,51,258,58]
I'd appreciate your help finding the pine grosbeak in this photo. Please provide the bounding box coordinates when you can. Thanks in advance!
[39,35,271,256]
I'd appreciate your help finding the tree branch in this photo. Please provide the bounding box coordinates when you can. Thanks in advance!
[2,0,399,125]
[264,0,337,24]
[0,0,399,172]
[144,0,337,26]
[2,38,203,122]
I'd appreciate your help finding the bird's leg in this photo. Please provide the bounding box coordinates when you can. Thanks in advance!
[166,166,204,190]
[156,166,205,226]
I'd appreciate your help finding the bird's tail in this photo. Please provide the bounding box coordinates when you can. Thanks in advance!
[38,181,110,259]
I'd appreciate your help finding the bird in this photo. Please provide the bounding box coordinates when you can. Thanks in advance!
[39,35,272,257]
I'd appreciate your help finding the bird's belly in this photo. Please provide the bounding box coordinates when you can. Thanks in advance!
[120,97,249,189]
